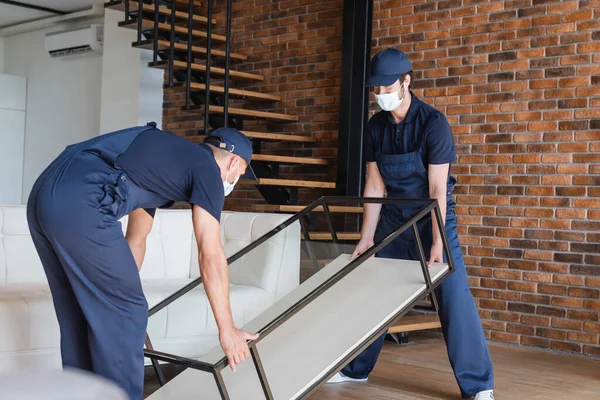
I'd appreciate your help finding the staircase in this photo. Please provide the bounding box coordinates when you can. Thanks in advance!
[104,0,336,211]
[105,1,441,347]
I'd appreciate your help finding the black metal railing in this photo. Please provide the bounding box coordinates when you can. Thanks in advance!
[116,0,235,129]
[202,0,213,131]
[143,196,455,397]
[223,0,233,128]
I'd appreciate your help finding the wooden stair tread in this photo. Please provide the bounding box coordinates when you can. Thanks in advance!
[186,82,279,101]
[253,205,363,213]
[252,154,329,165]
[134,40,247,61]
[389,314,441,333]
[302,232,361,241]
[206,105,298,122]
[240,178,335,188]
[155,60,263,82]
[106,1,216,25]
[119,19,226,43]
[189,131,315,143]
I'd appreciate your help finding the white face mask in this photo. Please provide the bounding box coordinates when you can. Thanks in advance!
[223,163,240,196]
[375,85,405,111]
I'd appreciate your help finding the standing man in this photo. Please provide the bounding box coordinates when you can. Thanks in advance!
[27,125,259,400]
[327,48,495,400]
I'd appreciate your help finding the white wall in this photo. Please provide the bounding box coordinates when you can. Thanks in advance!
[100,9,163,133]
[1,11,164,203]
[3,20,104,202]
[0,74,26,204]
[0,37,4,73]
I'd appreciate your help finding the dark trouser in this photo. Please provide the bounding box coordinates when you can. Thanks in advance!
[27,151,148,400]
[341,210,494,399]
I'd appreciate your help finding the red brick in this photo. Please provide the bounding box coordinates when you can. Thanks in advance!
[551,341,582,353]
[552,297,583,309]
[587,278,600,288]
[494,291,521,302]
[564,9,594,22]
[538,306,567,318]
[537,327,566,340]
[495,270,522,280]
[521,336,551,348]
[583,345,600,357]
[491,332,520,344]
[524,250,554,261]
[507,281,537,292]
[505,19,531,30]
[568,310,599,322]
[507,323,535,336]
[552,318,583,331]
[496,228,524,238]
[548,23,577,35]
[584,322,600,334]
[541,220,571,230]
[584,300,600,311]
[556,209,586,219]
[554,275,585,286]
[482,320,507,331]
[548,1,579,13]
[568,331,598,345]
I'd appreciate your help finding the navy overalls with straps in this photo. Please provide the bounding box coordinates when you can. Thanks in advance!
[27,123,172,400]
[341,96,494,398]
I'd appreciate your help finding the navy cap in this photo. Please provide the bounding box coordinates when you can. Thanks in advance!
[365,48,412,87]
[204,128,257,180]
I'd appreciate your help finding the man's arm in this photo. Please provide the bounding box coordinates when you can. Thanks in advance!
[428,163,450,267]
[125,208,154,270]
[351,162,386,259]
[192,205,235,331]
[191,205,258,371]
[361,162,386,240]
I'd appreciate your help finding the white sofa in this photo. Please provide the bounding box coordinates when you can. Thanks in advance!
[0,205,300,372]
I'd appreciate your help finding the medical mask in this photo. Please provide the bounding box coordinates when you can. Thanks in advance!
[223,163,240,196]
[375,85,405,111]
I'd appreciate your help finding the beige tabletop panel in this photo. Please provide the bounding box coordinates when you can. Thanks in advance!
[149,255,448,400]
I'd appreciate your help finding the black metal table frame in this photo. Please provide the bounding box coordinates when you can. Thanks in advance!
[143,196,455,399]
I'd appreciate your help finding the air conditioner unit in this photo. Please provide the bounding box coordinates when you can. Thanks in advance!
[44,24,104,58]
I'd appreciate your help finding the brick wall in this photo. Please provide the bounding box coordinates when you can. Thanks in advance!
[369,0,600,357]
[162,0,600,356]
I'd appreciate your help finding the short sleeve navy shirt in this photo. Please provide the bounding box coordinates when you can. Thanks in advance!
[115,129,224,221]
[363,93,456,190]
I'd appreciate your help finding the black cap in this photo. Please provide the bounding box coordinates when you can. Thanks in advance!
[365,48,412,87]
[204,128,257,180]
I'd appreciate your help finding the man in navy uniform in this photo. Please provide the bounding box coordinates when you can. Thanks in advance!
[27,124,258,400]
[327,48,495,400]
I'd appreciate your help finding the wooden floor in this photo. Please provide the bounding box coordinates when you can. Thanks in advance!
[144,334,600,399]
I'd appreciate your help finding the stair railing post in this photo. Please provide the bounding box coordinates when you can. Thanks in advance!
[203,0,214,132]
[223,0,232,128]
[124,0,130,23]
[136,0,143,43]
[168,0,176,87]
[153,0,159,63]
[185,0,195,110]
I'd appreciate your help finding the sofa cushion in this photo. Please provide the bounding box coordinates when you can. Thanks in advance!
[0,281,272,354]
[121,210,195,280]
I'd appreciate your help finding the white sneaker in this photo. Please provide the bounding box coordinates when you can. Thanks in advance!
[326,371,368,384]
[475,390,495,400]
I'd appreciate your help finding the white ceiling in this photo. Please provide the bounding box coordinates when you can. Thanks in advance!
[0,0,104,29]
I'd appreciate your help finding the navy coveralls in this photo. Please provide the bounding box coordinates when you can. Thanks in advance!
[26,125,223,400]
[341,94,494,398]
